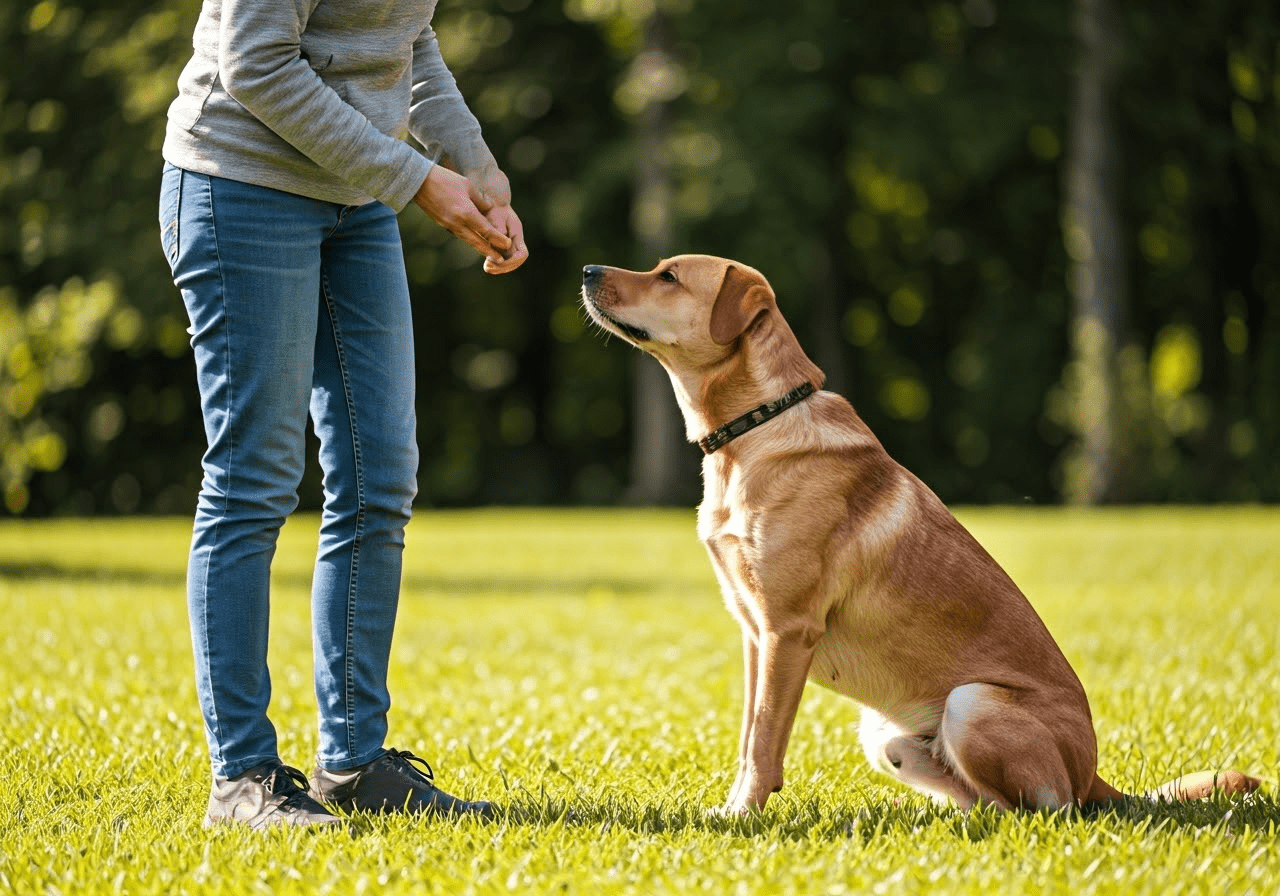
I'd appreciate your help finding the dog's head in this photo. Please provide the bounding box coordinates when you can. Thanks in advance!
[581,254,823,442]
[581,255,779,367]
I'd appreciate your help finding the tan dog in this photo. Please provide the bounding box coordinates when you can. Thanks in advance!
[581,254,1260,814]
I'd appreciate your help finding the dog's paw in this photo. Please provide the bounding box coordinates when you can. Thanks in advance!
[709,798,767,818]
[708,803,751,818]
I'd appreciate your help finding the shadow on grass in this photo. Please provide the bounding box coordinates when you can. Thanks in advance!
[0,560,676,599]
[477,787,1280,842]
[0,561,187,588]
[400,572,665,598]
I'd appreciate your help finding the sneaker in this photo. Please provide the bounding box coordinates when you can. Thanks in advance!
[310,748,494,819]
[204,761,344,830]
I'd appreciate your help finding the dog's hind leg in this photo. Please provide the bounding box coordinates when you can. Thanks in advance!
[859,709,981,808]
[936,682,1089,811]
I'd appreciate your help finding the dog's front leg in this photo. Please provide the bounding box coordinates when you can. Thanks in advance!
[722,624,820,814]
[724,628,760,809]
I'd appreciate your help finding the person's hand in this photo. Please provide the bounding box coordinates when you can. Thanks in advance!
[463,162,527,274]
[412,165,512,268]
[481,203,528,274]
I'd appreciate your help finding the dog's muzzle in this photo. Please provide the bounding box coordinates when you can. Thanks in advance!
[581,265,651,343]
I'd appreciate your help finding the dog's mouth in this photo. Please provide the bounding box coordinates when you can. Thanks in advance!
[583,294,651,343]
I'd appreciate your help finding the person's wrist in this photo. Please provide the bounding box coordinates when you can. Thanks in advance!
[466,162,511,208]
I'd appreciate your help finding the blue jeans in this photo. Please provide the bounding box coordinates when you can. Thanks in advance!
[159,164,417,778]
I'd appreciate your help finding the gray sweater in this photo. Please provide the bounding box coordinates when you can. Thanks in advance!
[162,0,497,211]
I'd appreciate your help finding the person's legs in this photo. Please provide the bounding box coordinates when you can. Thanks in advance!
[307,200,419,771]
[165,166,488,819]
[162,164,331,779]
[300,202,493,818]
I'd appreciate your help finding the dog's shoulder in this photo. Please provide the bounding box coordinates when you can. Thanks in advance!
[707,392,898,517]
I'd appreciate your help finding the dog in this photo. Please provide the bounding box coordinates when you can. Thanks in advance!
[581,254,1260,813]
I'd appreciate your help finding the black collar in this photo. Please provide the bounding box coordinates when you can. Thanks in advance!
[697,382,817,455]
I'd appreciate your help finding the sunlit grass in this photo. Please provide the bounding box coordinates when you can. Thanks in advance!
[1,508,1277,894]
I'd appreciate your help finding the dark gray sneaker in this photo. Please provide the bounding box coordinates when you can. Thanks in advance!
[310,749,494,819]
[204,761,344,830]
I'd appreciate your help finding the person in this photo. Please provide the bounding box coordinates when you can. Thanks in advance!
[158,0,527,829]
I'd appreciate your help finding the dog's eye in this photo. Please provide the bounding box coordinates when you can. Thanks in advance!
[658,269,678,283]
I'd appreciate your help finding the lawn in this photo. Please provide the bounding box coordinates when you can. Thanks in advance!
[1,507,1276,894]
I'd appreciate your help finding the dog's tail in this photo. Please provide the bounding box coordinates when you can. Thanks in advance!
[1143,769,1261,801]
[1086,769,1261,806]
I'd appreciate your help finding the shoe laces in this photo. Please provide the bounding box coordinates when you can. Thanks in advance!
[262,764,310,796]
[385,749,435,785]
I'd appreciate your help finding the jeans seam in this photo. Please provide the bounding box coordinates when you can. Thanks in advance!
[319,262,366,761]
[200,170,234,772]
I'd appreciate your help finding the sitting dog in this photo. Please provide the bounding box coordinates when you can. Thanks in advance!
[581,254,1259,813]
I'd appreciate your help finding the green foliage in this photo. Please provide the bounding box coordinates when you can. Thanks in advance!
[1107,2,1280,500]
[2,0,1278,512]
[1,277,115,510]
[1,508,1277,892]
[2,0,201,514]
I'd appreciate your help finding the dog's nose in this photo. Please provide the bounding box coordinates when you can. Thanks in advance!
[582,265,604,286]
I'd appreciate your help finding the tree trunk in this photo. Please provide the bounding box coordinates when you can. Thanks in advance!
[1064,0,1126,503]
[624,12,700,505]
[807,244,850,399]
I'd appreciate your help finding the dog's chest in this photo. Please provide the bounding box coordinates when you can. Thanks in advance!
[695,458,738,543]
[695,465,759,601]
[699,491,921,713]
[697,496,751,588]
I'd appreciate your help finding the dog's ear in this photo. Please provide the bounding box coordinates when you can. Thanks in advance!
[710,265,774,345]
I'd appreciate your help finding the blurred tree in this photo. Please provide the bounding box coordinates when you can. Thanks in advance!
[1109,0,1280,501]
[1062,0,1126,504]
[679,0,1076,502]
[2,0,202,514]
[622,8,701,506]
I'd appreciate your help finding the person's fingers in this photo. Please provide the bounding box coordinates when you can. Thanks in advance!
[414,166,512,260]
[494,205,524,241]
[450,209,511,260]
[468,179,495,214]
[481,206,528,274]
[434,191,512,255]
[451,208,509,256]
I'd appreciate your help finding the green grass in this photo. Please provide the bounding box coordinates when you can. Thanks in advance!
[1,507,1277,894]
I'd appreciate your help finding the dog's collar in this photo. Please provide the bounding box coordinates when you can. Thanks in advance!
[698,382,817,455]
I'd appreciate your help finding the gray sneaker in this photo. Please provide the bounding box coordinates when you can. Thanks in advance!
[204,761,344,830]
[310,749,494,819]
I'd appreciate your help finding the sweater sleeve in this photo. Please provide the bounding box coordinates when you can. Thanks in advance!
[216,0,432,210]
[408,25,502,193]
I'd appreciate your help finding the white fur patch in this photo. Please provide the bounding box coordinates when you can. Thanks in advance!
[1030,785,1069,810]
[860,474,914,556]
[943,682,986,735]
